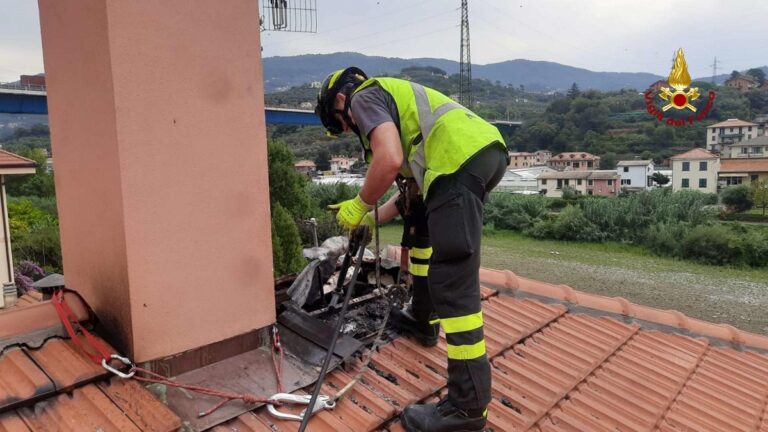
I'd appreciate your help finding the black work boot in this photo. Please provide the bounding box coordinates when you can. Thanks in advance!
[390,305,439,347]
[401,397,487,432]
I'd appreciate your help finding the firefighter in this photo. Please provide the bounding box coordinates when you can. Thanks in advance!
[316,67,507,432]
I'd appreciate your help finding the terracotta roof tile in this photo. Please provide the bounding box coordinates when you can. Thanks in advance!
[708,118,758,128]
[670,147,718,160]
[0,348,54,410]
[98,379,182,432]
[0,150,36,169]
[18,384,144,431]
[25,337,111,391]
[720,158,768,173]
[0,412,30,431]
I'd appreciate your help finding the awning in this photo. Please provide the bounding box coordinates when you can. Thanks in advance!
[718,173,749,177]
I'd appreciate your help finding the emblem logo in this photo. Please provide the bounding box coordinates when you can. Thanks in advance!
[644,48,715,126]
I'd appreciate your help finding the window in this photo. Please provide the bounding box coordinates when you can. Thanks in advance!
[623,167,629,172]
[588,180,593,186]
[682,162,690,171]
[699,161,707,171]
[607,179,613,186]
[587,162,593,168]
[749,126,753,131]
[621,179,631,185]
[742,147,749,154]
[752,175,759,182]
[682,178,689,188]
[556,179,563,189]
[541,179,547,185]
[573,162,580,169]
[588,190,593,195]
[577,179,582,185]
[699,179,707,188]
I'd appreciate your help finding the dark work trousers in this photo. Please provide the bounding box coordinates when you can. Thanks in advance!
[425,144,508,410]
[396,184,432,324]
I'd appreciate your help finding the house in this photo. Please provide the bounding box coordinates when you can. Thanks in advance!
[617,160,654,190]
[725,74,759,92]
[508,152,537,168]
[754,113,768,137]
[647,79,669,92]
[294,159,316,174]
[722,134,768,159]
[537,170,620,197]
[705,118,758,153]
[670,148,719,193]
[547,152,600,171]
[497,166,554,194]
[718,158,768,187]
[329,155,356,173]
[534,150,552,165]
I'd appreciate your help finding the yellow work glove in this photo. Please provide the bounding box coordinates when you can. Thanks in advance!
[361,212,376,233]
[328,195,373,231]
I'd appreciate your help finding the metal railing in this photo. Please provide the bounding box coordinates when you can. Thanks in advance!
[0,82,47,93]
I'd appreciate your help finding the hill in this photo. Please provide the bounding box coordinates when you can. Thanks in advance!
[263,52,667,93]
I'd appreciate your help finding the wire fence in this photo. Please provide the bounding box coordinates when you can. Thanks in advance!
[0,82,47,93]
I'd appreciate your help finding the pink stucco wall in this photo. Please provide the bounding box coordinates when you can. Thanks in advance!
[38,0,274,362]
[589,179,619,196]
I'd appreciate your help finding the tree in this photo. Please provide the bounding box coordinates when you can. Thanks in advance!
[720,185,753,212]
[314,149,331,171]
[600,152,617,170]
[567,83,581,99]
[271,203,305,276]
[4,147,55,198]
[750,179,768,216]
[730,70,740,80]
[746,68,766,86]
[268,140,312,219]
[650,172,670,186]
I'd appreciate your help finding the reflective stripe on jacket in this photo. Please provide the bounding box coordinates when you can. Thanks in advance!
[354,77,505,198]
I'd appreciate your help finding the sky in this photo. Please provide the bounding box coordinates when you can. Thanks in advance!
[2,0,766,83]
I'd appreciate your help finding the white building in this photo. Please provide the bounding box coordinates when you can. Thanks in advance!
[670,148,719,194]
[616,160,654,190]
[722,135,768,159]
[497,166,554,194]
[706,118,759,153]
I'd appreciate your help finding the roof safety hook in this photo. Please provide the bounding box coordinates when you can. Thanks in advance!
[102,354,136,379]
[267,393,335,421]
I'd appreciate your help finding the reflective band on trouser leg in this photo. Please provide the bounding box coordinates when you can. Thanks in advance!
[441,311,486,360]
[409,247,431,277]
[446,340,486,360]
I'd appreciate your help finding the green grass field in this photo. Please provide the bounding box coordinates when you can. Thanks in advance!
[375,224,768,335]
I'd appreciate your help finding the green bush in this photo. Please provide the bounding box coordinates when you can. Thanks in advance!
[8,198,62,271]
[720,185,753,213]
[643,221,691,258]
[271,203,305,277]
[547,205,604,242]
[485,193,549,231]
[680,224,743,266]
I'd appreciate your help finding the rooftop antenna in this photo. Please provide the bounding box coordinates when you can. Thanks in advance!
[459,0,472,107]
[260,0,317,33]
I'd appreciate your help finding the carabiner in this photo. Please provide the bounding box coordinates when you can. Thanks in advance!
[267,393,336,421]
[102,354,136,379]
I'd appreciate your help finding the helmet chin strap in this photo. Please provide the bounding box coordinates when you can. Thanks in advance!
[342,91,361,137]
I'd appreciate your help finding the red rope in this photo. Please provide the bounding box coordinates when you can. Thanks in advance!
[50,289,286,417]
[129,366,272,416]
[51,290,111,364]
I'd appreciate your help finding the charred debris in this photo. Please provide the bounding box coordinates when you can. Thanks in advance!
[275,236,408,346]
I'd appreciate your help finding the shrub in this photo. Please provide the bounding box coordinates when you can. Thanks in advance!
[548,205,604,242]
[271,203,305,277]
[484,193,549,231]
[643,221,691,258]
[680,224,742,265]
[720,185,753,213]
